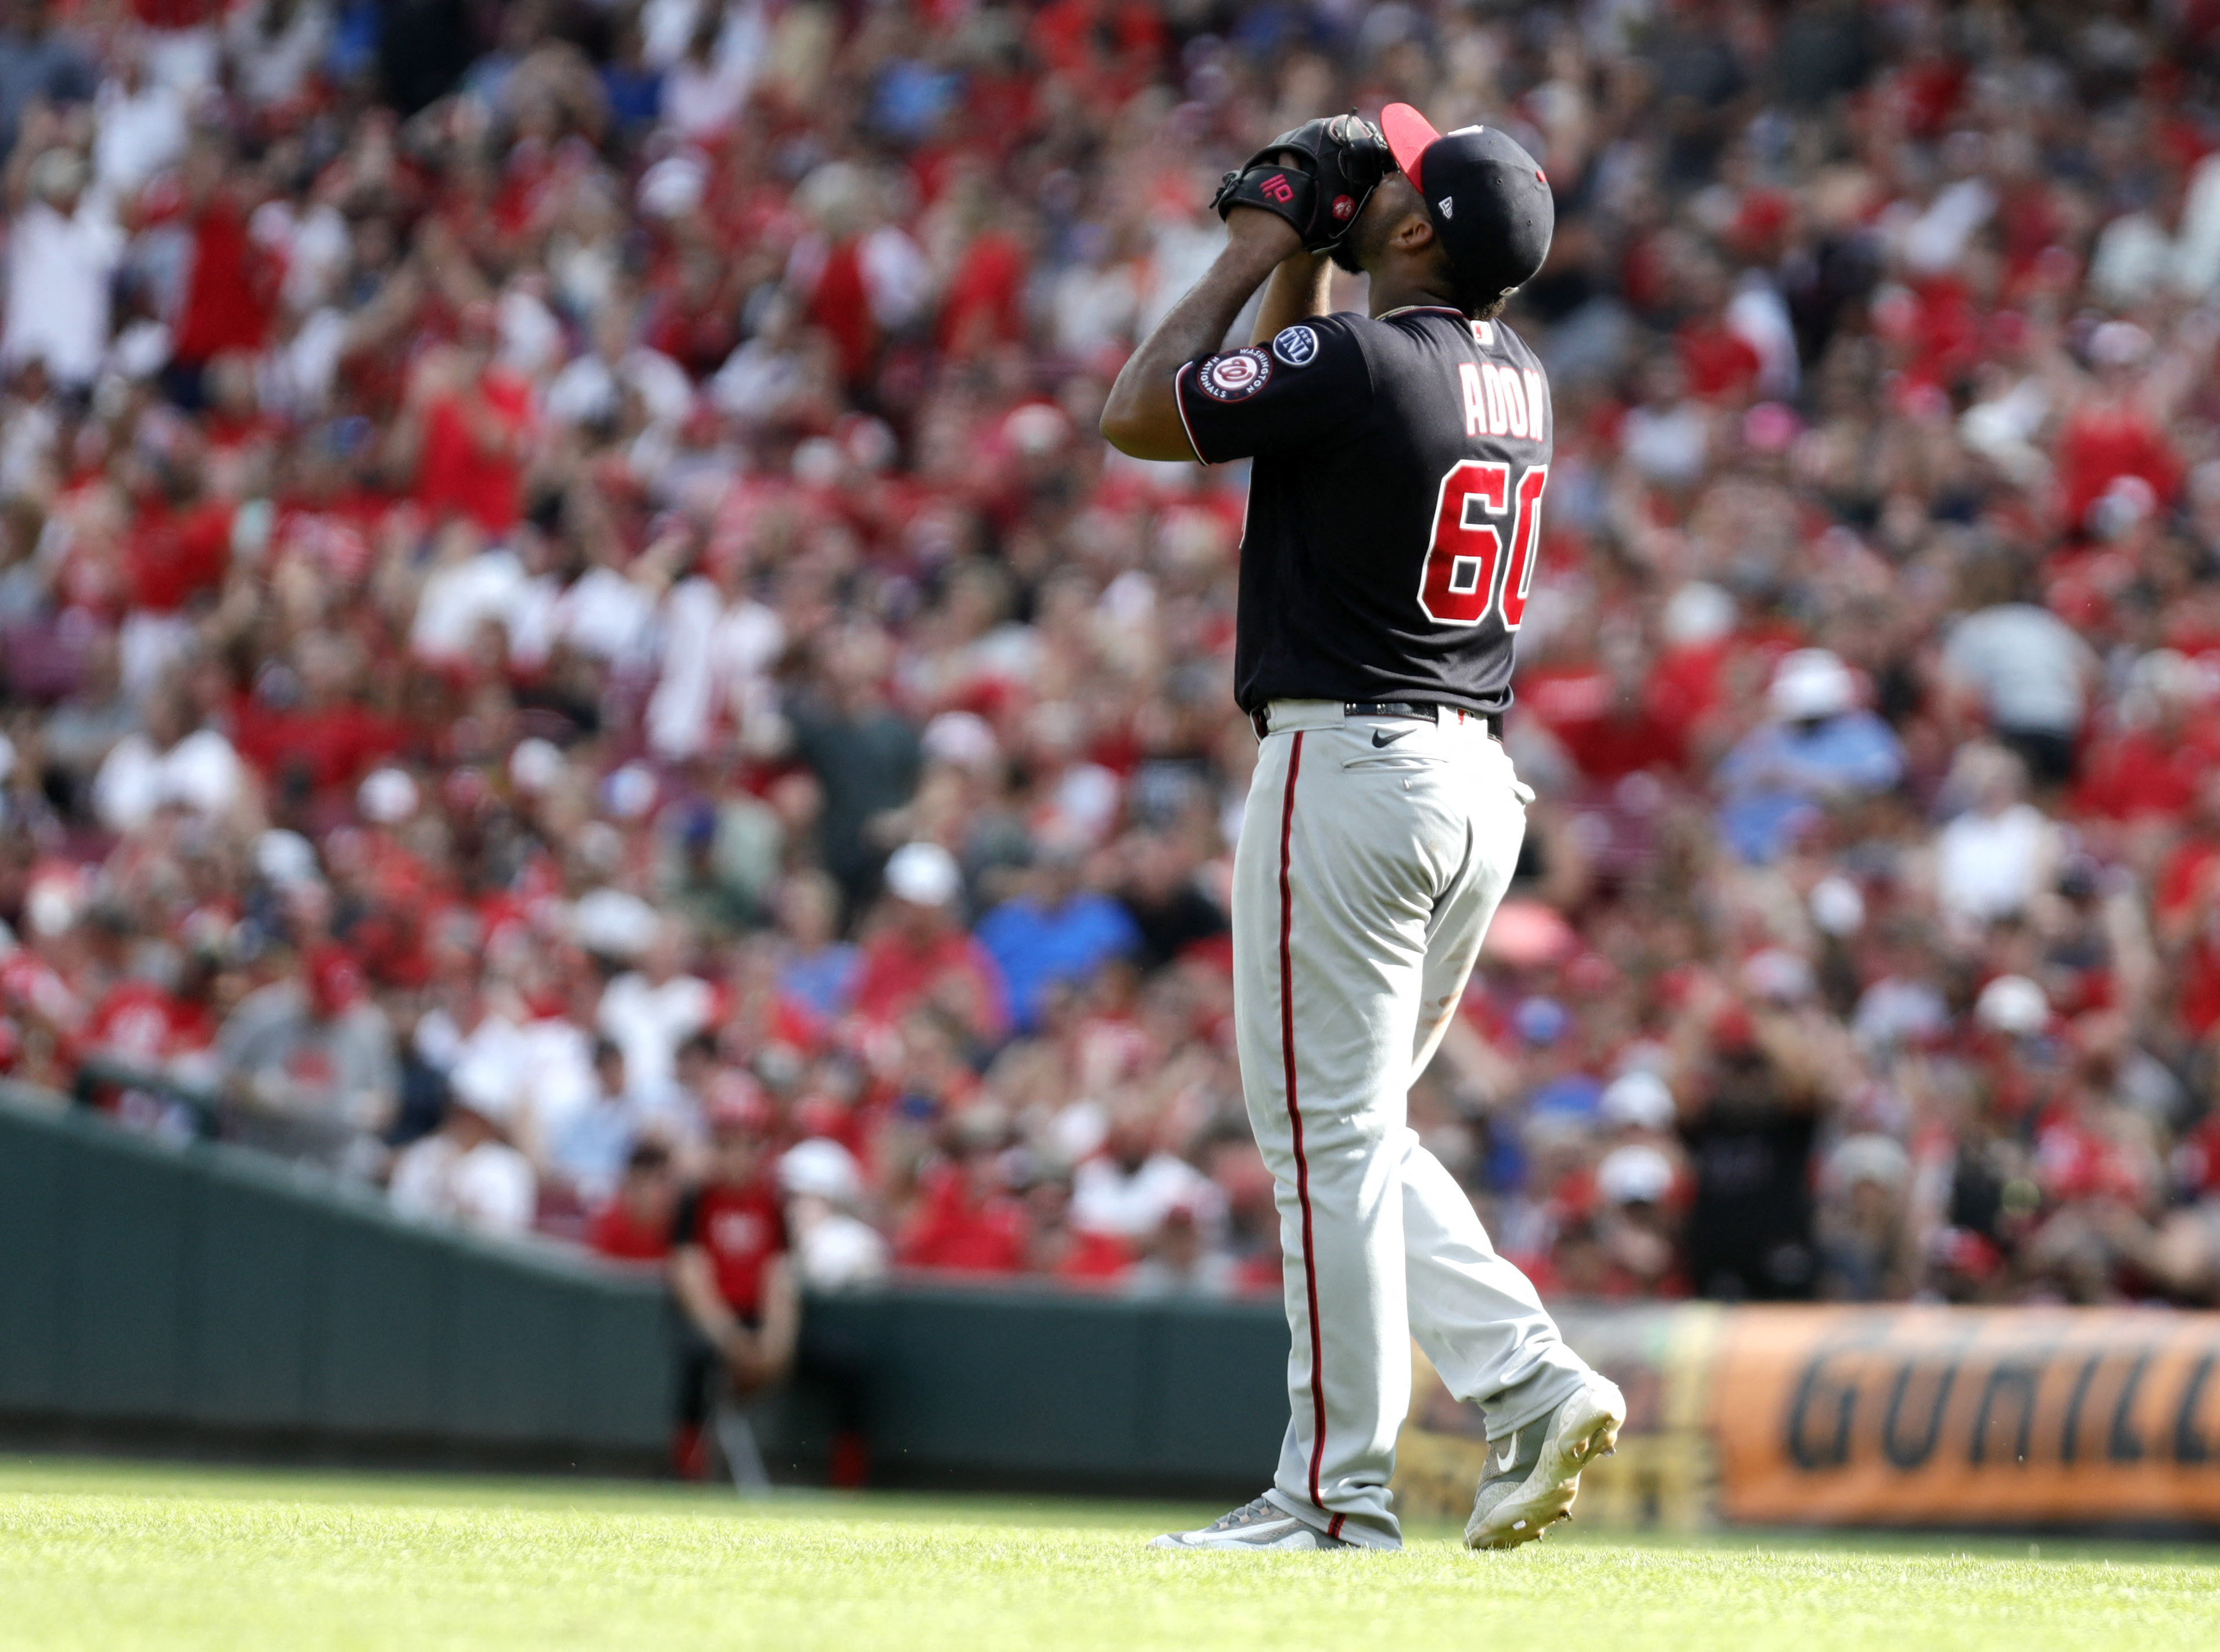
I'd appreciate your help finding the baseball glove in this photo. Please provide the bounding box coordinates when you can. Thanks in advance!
[1212,113,1393,266]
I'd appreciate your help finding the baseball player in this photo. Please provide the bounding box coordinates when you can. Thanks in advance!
[1100,106,1626,1553]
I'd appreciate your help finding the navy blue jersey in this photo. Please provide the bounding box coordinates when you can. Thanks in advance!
[1175,307,1551,716]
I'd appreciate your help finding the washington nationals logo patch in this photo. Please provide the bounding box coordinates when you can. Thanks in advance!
[1272,325,1319,368]
[1198,349,1272,401]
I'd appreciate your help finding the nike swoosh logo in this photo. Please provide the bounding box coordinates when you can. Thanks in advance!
[1493,1439,1519,1474]
[1371,726,1415,747]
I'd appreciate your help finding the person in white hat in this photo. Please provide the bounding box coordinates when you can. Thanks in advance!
[1597,1141,1677,1208]
[1972,974,2051,1040]
[1814,1133,1915,1300]
[3,141,121,392]
[847,841,1009,1044]
[388,1055,538,1238]
[777,1138,890,1289]
[596,916,714,1099]
[1536,1142,1681,1301]
[356,766,419,826]
[1589,1142,1683,1297]
[1714,648,1905,862]
[1599,1068,1679,1137]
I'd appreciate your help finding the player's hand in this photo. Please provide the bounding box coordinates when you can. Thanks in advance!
[722,1328,792,1396]
[720,1326,763,1379]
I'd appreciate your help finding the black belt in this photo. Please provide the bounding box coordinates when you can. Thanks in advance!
[1249,701,1503,740]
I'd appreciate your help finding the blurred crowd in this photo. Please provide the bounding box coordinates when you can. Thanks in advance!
[10,0,2220,1313]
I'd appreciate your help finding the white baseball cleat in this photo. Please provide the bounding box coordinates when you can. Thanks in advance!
[1464,1371,1626,1551]
[1150,1495,1357,1551]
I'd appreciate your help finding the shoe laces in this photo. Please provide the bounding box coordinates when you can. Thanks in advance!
[1205,1496,1284,1532]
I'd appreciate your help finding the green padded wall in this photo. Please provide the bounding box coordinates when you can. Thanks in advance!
[0,1088,1288,1495]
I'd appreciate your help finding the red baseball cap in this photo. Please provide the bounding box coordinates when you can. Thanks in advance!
[306,945,365,1016]
[708,1074,774,1136]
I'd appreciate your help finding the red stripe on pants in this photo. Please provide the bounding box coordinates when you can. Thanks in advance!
[1277,731,1329,1515]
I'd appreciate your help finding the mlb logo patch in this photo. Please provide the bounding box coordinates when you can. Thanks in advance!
[1271,325,1319,368]
[1199,349,1273,400]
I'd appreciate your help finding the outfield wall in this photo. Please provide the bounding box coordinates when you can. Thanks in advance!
[8,1088,2219,1524]
[0,1088,1284,1493]
[0,1087,675,1471]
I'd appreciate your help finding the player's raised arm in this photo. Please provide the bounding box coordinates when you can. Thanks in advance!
[1098,211,1299,461]
[1100,116,1391,461]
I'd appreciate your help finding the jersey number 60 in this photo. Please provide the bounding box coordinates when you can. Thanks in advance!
[1418,460,1548,629]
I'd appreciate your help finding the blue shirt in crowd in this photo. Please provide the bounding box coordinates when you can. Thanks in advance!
[781,943,860,1023]
[1715,711,1905,863]
[975,893,1143,1033]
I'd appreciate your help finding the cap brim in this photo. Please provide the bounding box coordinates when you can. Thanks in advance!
[1380,103,1441,192]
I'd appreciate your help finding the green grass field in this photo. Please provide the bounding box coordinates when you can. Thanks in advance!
[2,1459,2215,1652]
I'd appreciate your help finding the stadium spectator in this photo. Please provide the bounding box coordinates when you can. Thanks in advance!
[1017,1157,1131,1285]
[547,1035,647,1211]
[1671,987,1826,1302]
[788,626,925,911]
[1941,561,2099,789]
[772,869,859,1023]
[217,944,397,1156]
[588,1139,679,1265]
[1714,650,1904,863]
[0,2,96,160]
[598,919,714,1098]
[777,1137,889,1290]
[3,143,119,393]
[1124,1201,1238,1297]
[974,844,1141,1034]
[894,1113,1027,1274]
[1814,1134,1916,1303]
[669,1096,797,1483]
[388,1060,537,1236]
[1935,744,2061,927]
[13,0,2220,1318]
[849,842,1009,1047]
[1547,1142,1683,1300]
[1070,1104,1222,1243]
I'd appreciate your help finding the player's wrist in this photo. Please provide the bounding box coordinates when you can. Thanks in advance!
[1222,205,1304,264]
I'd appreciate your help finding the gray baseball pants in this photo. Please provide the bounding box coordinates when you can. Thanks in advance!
[1233,700,1592,1549]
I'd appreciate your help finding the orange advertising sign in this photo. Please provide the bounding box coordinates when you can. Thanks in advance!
[1709,1305,2220,1525]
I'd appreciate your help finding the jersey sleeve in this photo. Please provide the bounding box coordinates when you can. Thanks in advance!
[1175,314,1374,464]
